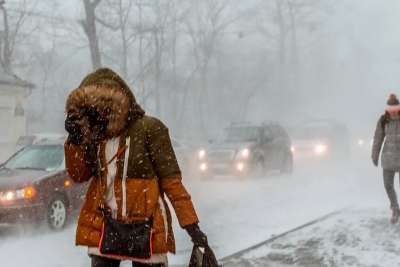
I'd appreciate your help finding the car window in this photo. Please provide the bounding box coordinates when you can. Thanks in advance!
[5,145,64,172]
[225,126,261,142]
[263,127,274,140]
[269,126,281,138]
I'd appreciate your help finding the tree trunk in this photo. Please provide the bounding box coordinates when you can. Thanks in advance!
[82,0,102,70]
[154,31,162,116]
[0,6,12,73]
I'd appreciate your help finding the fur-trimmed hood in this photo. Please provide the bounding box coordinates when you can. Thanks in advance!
[66,68,145,138]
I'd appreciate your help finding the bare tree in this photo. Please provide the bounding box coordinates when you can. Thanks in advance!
[255,0,325,112]
[81,0,102,70]
[0,0,31,73]
[184,0,240,137]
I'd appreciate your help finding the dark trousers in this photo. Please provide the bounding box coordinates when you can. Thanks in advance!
[91,255,166,267]
[383,169,400,210]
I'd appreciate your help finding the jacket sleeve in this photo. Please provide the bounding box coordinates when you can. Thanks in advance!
[372,116,385,163]
[64,140,93,183]
[146,117,199,227]
[159,177,199,227]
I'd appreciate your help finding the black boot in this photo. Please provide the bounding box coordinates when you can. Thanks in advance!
[391,208,400,224]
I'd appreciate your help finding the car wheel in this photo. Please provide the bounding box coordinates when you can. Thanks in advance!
[281,152,293,174]
[47,195,68,230]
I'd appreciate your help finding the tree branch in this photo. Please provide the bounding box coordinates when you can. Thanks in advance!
[92,0,102,8]
[95,15,119,31]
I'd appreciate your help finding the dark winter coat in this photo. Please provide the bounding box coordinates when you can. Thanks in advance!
[372,107,400,170]
[64,68,199,254]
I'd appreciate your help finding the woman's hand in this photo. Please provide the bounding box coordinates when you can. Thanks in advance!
[185,224,208,248]
[65,114,84,145]
[66,110,107,145]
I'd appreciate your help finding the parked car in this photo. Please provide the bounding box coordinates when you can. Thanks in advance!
[290,120,350,161]
[0,140,88,230]
[196,122,293,177]
[15,133,65,151]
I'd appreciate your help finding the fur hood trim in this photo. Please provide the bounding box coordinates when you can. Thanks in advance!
[66,68,145,138]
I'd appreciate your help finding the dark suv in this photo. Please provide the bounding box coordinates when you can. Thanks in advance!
[0,140,88,230]
[197,122,293,177]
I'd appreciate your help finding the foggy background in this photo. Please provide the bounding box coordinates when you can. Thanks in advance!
[1,1,400,266]
[2,0,398,139]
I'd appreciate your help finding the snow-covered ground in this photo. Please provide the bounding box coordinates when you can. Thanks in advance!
[224,209,400,267]
[0,155,392,267]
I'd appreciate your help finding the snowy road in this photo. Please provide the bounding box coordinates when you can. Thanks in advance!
[0,158,391,267]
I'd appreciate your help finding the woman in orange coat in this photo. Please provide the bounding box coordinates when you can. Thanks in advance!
[64,68,208,267]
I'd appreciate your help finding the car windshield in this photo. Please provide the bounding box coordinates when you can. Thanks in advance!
[16,136,35,147]
[225,126,260,142]
[4,145,64,172]
[293,126,332,140]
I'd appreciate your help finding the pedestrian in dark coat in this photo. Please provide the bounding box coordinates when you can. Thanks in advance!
[372,94,400,224]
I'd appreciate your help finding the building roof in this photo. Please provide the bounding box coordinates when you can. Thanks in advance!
[0,65,35,97]
[0,68,35,89]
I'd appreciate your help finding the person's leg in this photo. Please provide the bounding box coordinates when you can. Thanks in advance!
[383,169,400,224]
[91,255,121,267]
[131,262,166,267]
[383,169,398,209]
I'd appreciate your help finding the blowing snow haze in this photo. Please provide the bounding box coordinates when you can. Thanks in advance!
[0,0,398,138]
[0,0,400,267]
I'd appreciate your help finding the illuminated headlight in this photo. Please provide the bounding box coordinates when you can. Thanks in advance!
[199,163,208,172]
[0,186,35,202]
[236,162,245,172]
[290,146,295,153]
[357,139,365,146]
[198,149,206,160]
[314,144,328,155]
[3,191,15,201]
[240,148,250,159]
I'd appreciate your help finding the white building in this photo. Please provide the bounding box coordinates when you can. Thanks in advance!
[0,68,34,162]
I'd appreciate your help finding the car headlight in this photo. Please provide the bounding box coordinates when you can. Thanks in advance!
[237,148,250,159]
[314,144,328,155]
[0,186,36,201]
[290,146,296,153]
[198,149,206,160]
[2,191,15,201]
[199,162,208,172]
[357,139,365,146]
[236,162,245,172]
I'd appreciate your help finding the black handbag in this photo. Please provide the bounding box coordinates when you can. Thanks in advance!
[99,213,153,259]
[97,142,154,259]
